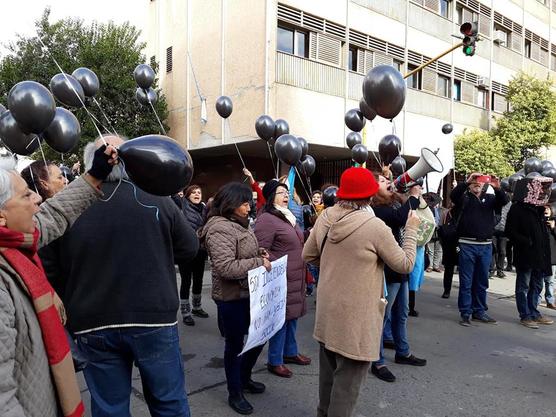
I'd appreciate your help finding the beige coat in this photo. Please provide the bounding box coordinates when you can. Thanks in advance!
[303,205,418,362]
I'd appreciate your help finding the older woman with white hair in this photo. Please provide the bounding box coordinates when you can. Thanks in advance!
[0,144,117,417]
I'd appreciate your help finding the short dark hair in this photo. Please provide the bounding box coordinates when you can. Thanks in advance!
[207,182,253,219]
[184,184,202,199]
[20,161,56,201]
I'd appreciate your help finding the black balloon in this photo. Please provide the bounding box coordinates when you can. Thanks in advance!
[118,135,194,196]
[215,96,233,119]
[524,157,543,174]
[359,98,376,121]
[0,104,6,115]
[274,119,290,138]
[134,64,155,89]
[362,65,406,120]
[322,186,338,207]
[346,132,362,149]
[298,137,308,159]
[50,73,85,108]
[72,67,100,97]
[526,171,541,178]
[136,88,158,106]
[275,134,302,166]
[542,167,556,181]
[301,155,316,176]
[508,173,525,190]
[442,123,453,134]
[7,81,56,134]
[352,144,368,165]
[43,107,81,153]
[344,109,366,132]
[541,160,554,171]
[255,115,274,141]
[0,111,40,155]
[391,156,407,177]
[500,177,510,192]
[378,134,401,165]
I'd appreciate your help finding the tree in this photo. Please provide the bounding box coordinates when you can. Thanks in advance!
[454,129,513,177]
[0,8,169,164]
[491,72,556,170]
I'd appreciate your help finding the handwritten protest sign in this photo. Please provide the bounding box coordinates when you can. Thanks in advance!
[240,255,288,355]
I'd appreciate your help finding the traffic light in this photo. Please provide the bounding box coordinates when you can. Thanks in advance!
[460,22,478,56]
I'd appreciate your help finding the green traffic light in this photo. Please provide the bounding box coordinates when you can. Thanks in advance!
[464,45,475,56]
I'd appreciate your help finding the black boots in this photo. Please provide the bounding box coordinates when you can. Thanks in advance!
[228,393,254,415]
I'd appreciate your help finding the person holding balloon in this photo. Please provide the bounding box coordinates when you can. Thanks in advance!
[255,180,311,378]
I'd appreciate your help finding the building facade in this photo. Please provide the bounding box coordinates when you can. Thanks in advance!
[146,0,556,195]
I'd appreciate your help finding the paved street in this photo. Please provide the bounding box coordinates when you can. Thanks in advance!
[81,270,556,417]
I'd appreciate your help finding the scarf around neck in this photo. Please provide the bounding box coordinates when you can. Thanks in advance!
[0,226,84,417]
[274,204,297,227]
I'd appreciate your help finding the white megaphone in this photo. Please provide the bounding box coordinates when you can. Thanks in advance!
[394,148,444,190]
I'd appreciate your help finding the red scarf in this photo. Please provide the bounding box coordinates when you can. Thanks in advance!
[0,227,84,417]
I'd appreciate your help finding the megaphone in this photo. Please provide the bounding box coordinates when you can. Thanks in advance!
[394,148,444,190]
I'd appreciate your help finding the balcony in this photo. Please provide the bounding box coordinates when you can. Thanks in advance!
[493,46,522,72]
[275,52,345,97]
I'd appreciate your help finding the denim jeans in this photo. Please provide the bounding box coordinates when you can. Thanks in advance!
[373,281,410,366]
[515,268,543,320]
[457,243,492,318]
[268,319,298,365]
[540,265,555,305]
[216,298,264,395]
[76,325,190,417]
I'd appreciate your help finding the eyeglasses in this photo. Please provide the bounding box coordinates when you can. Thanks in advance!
[275,191,288,196]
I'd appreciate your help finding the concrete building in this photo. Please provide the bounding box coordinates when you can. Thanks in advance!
[146,0,556,196]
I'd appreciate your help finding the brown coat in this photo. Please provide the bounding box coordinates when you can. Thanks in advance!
[200,216,264,301]
[255,212,306,321]
[303,205,418,362]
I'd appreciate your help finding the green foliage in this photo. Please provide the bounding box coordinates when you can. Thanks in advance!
[0,8,169,164]
[454,129,513,177]
[491,72,556,170]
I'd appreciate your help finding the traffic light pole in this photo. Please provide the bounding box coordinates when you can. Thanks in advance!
[404,41,464,79]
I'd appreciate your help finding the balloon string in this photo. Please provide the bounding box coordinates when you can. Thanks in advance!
[146,92,167,135]
[294,165,316,210]
[92,97,119,136]
[27,162,40,196]
[225,119,246,169]
[37,136,51,182]
[267,142,276,177]
[37,35,107,147]
[87,109,114,135]
[187,51,204,101]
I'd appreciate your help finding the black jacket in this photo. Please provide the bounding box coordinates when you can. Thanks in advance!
[505,202,551,274]
[450,183,508,240]
[182,199,205,232]
[61,182,199,333]
[373,196,419,284]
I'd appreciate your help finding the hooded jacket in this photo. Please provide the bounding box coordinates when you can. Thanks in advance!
[303,205,418,362]
[200,216,264,301]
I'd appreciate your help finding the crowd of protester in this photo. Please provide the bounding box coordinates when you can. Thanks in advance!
[1,135,555,417]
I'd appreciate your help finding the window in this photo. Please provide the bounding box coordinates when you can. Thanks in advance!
[166,47,172,73]
[477,89,487,108]
[440,0,450,18]
[452,80,462,101]
[455,5,463,24]
[525,40,532,58]
[437,75,450,97]
[406,64,422,90]
[348,46,358,72]
[493,25,509,47]
[393,60,403,72]
[277,25,308,58]
[551,54,556,72]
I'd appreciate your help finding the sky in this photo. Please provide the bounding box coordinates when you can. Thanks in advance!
[0,0,147,56]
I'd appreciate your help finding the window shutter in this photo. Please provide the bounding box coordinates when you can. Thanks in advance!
[357,49,365,74]
[316,33,342,66]
[531,43,541,62]
[540,49,549,66]
[478,15,491,38]
[422,68,437,93]
[373,51,393,67]
[493,93,507,112]
[364,50,374,73]
[463,9,474,23]
[309,32,317,60]
[166,47,173,73]
[424,0,439,13]
[461,81,476,103]
[511,33,523,53]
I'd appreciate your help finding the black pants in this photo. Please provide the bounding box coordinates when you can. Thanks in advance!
[178,251,207,299]
[215,298,264,395]
[492,234,507,272]
[443,263,456,293]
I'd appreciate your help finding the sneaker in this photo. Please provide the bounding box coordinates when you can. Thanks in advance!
[472,313,497,324]
[546,303,556,310]
[496,271,506,278]
[395,354,427,366]
[534,316,554,325]
[408,310,419,317]
[192,308,209,318]
[370,364,396,383]
[459,316,471,327]
[441,292,450,299]
[183,315,195,326]
[520,319,539,329]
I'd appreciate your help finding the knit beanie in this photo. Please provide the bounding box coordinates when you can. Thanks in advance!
[336,167,379,200]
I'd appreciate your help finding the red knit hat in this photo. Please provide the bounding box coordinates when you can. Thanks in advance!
[336,167,379,200]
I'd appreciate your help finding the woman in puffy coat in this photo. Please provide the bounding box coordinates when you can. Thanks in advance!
[178,184,208,326]
[200,182,271,415]
[255,179,311,378]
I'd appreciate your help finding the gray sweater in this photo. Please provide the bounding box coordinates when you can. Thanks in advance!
[0,177,100,417]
